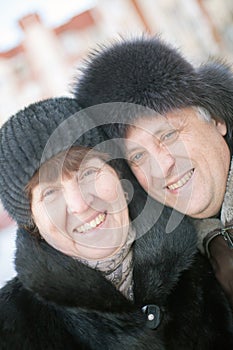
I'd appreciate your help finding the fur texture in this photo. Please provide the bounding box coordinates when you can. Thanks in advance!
[0,97,106,226]
[0,201,233,349]
[72,36,233,145]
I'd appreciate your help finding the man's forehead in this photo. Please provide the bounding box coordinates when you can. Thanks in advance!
[126,108,192,136]
[126,115,171,137]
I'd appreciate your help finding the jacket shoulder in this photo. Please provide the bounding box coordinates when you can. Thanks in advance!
[0,278,39,324]
[0,278,87,349]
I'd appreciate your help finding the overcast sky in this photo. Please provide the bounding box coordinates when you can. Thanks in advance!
[0,0,96,50]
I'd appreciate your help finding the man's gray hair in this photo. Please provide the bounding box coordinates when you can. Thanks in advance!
[195,106,212,122]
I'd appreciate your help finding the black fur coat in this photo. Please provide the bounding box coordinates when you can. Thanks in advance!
[0,203,233,349]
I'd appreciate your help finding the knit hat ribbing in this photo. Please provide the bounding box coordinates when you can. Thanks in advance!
[0,97,105,225]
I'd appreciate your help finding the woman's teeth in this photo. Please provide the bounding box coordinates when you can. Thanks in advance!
[167,169,194,190]
[76,212,106,233]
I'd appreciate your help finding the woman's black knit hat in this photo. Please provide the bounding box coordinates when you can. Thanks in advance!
[72,35,233,143]
[0,97,106,226]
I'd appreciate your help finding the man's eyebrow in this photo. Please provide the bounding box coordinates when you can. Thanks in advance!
[125,144,144,156]
[130,120,172,136]
[125,125,172,151]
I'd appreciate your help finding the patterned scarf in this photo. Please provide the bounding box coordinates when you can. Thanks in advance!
[77,225,136,301]
[221,157,233,224]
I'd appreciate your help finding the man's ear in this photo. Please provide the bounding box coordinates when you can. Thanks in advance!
[214,118,227,136]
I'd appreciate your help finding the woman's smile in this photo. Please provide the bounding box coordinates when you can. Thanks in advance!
[74,211,107,234]
[31,155,129,259]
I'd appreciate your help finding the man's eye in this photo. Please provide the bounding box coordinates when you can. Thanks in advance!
[161,129,178,143]
[130,152,144,165]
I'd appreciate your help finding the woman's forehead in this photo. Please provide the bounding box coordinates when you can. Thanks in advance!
[26,149,109,196]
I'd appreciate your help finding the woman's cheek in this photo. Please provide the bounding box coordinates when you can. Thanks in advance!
[96,174,121,203]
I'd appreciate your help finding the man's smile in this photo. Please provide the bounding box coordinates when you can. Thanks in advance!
[166,169,194,191]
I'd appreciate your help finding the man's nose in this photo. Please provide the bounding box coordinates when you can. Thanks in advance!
[149,145,176,178]
[64,183,93,215]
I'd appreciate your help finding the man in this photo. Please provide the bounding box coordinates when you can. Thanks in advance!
[72,35,233,306]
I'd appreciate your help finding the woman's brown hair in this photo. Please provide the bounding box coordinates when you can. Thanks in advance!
[25,146,109,199]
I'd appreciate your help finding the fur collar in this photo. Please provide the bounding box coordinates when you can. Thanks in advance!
[15,204,197,313]
[15,229,132,313]
[221,156,233,224]
[132,203,197,305]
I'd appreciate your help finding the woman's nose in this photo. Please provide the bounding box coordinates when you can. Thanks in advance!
[64,182,93,215]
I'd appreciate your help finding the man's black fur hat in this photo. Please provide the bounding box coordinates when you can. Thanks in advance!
[73,35,233,145]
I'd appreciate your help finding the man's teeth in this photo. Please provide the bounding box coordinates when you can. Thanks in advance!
[76,213,106,233]
[168,170,194,190]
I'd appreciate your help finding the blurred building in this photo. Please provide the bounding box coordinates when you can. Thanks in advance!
[0,1,146,125]
[0,0,233,126]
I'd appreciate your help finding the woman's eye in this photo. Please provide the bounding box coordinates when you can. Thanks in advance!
[83,169,96,177]
[79,167,99,182]
[42,188,58,202]
[161,129,178,143]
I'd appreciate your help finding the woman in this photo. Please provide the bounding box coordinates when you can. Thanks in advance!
[0,97,232,349]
